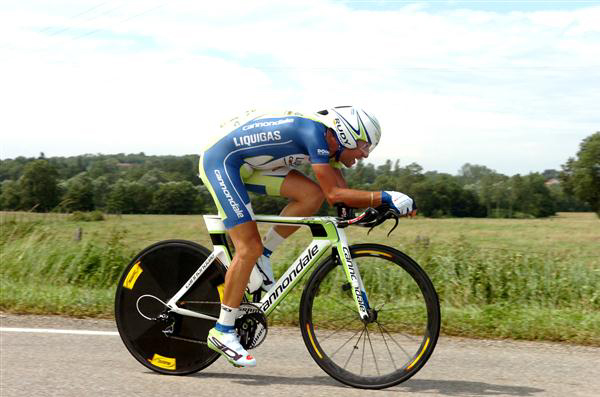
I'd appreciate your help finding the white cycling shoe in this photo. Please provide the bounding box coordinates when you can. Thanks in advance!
[256,254,275,292]
[207,328,257,368]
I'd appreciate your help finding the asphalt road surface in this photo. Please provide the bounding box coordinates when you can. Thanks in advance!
[1,314,598,397]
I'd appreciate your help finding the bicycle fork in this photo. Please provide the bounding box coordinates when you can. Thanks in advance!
[335,228,371,322]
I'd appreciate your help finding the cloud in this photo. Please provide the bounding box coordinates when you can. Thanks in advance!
[0,1,598,175]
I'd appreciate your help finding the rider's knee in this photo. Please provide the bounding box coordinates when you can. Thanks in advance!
[236,237,263,262]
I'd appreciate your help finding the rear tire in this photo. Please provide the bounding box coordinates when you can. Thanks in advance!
[115,240,225,375]
[299,243,440,389]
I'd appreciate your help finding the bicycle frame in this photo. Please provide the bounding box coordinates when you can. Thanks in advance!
[165,214,371,321]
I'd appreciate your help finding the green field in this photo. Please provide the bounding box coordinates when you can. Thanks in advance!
[1,211,598,345]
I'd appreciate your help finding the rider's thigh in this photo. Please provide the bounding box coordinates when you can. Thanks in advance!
[280,170,325,204]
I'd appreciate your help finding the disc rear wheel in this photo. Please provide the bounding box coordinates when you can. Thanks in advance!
[115,240,225,375]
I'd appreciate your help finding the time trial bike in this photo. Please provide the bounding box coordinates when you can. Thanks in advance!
[114,205,440,389]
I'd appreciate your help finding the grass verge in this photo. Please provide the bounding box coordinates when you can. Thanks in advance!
[1,212,598,345]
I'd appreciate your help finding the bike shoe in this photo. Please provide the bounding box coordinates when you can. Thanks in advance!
[207,328,257,368]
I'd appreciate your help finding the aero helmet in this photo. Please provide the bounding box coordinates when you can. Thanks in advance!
[316,106,381,152]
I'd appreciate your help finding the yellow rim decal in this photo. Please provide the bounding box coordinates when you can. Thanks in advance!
[306,324,323,359]
[148,354,176,370]
[217,284,225,302]
[353,250,392,258]
[123,262,143,290]
[407,337,430,370]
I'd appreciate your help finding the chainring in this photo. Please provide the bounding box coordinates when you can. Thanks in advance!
[235,303,268,350]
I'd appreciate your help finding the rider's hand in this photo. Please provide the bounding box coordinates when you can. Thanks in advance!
[381,191,417,217]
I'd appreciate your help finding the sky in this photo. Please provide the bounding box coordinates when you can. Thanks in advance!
[0,0,599,176]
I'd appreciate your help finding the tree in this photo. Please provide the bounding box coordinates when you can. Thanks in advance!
[457,163,506,216]
[511,173,556,217]
[412,174,458,217]
[561,132,600,216]
[0,180,21,210]
[151,181,203,214]
[18,160,60,211]
[396,162,425,192]
[547,183,591,212]
[247,194,287,215]
[345,160,377,189]
[92,176,111,210]
[88,158,119,180]
[0,157,32,182]
[457,163,497,185]
[542,169,560,180]
[62,174,95,211]
[139,169,170,189]
[106,180,153,214]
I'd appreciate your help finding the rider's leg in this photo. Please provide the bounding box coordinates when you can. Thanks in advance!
[207,220,262,367]
[241,168,325,275]
[271,169,325,238]
[198,152,263,367]
[255,170,325,290]
[222,221,263,307]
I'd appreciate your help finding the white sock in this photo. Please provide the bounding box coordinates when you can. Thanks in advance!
[262,227,285,256]
[217,304,238,328]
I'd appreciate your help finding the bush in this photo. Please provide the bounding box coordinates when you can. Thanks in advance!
[70,211,87,221]
[1,224,132,289]
[69,211,105,222]
[89,210,105,221]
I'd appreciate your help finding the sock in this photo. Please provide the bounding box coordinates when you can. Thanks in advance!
[262,228,285,257]
[215,304,238,332]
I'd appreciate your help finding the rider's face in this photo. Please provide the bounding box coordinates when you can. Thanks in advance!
[340,141,370,167]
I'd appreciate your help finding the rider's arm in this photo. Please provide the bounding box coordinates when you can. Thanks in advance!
[328,159,347,188]
[333,168,347,188]
[312,164,381,208]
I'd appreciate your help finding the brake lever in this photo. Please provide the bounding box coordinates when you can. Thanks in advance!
[385,211,400,236]
[366,208,400,236]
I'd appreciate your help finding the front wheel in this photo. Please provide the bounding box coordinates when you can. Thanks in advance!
[115,240,226,375]
[299,243,440,389]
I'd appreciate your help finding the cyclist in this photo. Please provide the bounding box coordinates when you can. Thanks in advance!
[199,106,416,367]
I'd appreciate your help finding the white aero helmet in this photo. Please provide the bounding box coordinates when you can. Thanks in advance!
[316,106,382,153]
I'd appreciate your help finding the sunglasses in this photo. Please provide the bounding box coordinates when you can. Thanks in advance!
[356,141,371,155]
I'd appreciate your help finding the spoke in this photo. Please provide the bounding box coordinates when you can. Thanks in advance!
[378,322,398,371]
[320,311,356,324]
[343,325,366,370]
[365,325,380,376]
[379,305,420,313]
[361,326,366,375]
[329,327,364,359]
[376,321,419,343]
[328,297,361,314]
[378,323,412,360]
[321,317,361,342]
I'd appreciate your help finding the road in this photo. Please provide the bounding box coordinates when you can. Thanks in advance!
[1,314,598,396]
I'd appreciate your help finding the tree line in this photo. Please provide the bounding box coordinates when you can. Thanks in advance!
[1,132,597,217]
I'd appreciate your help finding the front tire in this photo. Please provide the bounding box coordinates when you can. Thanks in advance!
[299,243,440,389]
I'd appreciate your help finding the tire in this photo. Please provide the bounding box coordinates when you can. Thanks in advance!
[115,240,226,375]
[299,243,440,389]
